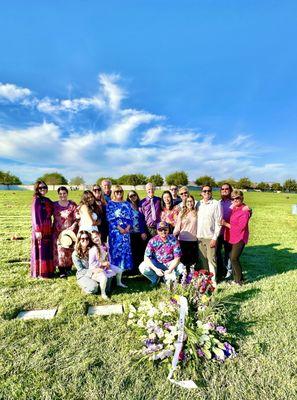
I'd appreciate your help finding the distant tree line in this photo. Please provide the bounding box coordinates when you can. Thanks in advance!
[3,170,297,192]
[0,171,22,185]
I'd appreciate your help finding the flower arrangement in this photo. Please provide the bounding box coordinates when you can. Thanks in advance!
[128,295,236,371]
[179,269,215,309]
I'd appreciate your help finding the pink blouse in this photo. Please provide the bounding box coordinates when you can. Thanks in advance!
[225,204,250,244]
[173,210,197,241]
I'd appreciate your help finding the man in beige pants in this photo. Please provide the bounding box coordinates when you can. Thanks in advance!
[196,185,222,286]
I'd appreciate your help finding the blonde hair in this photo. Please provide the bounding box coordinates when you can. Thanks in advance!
[179,186,188,194]
[180,195,197,219]
[231,189,244,199]
[111,185,124,201]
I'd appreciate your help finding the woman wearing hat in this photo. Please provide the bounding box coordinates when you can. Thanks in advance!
[53,186,78,278]
[31,180,54,278]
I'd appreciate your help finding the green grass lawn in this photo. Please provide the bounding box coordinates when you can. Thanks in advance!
[0,190,297,400]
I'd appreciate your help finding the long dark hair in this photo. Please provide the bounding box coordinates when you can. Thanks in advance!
[80,190,100,214]
[161,190,174,210]
[126,190,140,207]
[75,231,93,259]
[33,180,48,198]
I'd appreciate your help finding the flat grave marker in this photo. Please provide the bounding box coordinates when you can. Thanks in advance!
[17,308,57,320]
[87,304,123,316]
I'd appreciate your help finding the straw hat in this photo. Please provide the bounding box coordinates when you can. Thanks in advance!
[58,230,77,249]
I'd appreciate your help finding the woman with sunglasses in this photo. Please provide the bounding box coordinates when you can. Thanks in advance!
[126,190,147,273]
[31,180,54,278]
[72,231,100,294]
[106,185,133,271]
[221,189,251,285]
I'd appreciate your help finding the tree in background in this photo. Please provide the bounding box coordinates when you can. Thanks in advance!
[195,175,216,187]
[166,171,188,186]
[0,171,22,185]
[96,177,118,185]
[283,179,297,192]
[216,178,238,189]
[256,182,270,191]
[271,182,283,191]
[37,172,68,187]
[117,174,147,186]
[148,174,164,187]
[69,176,85,186]
[237,177,253,189]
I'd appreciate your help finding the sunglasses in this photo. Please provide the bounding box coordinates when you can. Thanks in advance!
[232,196,241,200]
[93,188,101,192]
[38,186,47,190]
[221,188,230,191]
[180,192,188,196]
[158,228,169,232]
[202,190,212,193]
[115,190,123,194]
[129,194,137,198]
[80,237,89,241]
[171,187,178,191]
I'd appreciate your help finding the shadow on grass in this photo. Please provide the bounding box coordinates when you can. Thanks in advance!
[219,288,261,340]
[243,243,297,283]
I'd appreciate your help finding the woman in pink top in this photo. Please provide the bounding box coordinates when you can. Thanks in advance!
[221,190,251,285]
[173,195,198,271]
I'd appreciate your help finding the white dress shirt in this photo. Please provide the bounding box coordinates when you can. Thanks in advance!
[196,198,222,240]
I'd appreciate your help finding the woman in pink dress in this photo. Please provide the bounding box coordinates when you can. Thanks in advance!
[221,189,251,285]
[160,190,180,233]
[31,180,54,278]
[53,186,78,277]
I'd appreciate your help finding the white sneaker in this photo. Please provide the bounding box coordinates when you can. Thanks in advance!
[101,293,109,300]
[225,270,232,279]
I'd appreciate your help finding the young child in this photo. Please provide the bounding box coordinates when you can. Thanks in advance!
[90,231,127,296]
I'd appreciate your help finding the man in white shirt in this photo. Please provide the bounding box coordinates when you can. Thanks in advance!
[196,185,222,285]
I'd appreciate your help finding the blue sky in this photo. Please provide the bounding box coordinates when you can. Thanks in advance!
[0,0,297,183]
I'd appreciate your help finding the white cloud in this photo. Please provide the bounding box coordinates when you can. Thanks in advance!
[141,126,164,145]
[0,83,31,101]
[99,73,124,111]
[0,73,291,183]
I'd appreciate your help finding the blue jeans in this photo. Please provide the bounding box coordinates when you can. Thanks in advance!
[139,258,185,285]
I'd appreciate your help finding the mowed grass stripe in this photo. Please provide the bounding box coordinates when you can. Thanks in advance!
[0,190,296,400]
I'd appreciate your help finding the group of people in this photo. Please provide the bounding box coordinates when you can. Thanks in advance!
[30,179,251,297]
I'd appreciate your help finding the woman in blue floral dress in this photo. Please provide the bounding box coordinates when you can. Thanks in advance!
[106,185,133,271]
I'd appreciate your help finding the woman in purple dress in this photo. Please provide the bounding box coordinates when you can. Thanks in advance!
[53,186,78,278]
[31,180,54,278]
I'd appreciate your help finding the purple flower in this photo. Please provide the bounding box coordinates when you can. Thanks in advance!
[205,322,215,330]
[170,298,178,305]
[216,326,227,334]
[223,342,237,358]
[197,348,205,357]
[163,322,172,330]
[144,339,155,347]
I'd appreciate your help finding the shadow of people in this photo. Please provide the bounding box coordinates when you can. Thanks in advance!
[217,288,261,340]
[242,243,297,283]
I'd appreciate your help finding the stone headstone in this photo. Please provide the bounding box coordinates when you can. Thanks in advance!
[17,308,57,320]
[87,304,123,316]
